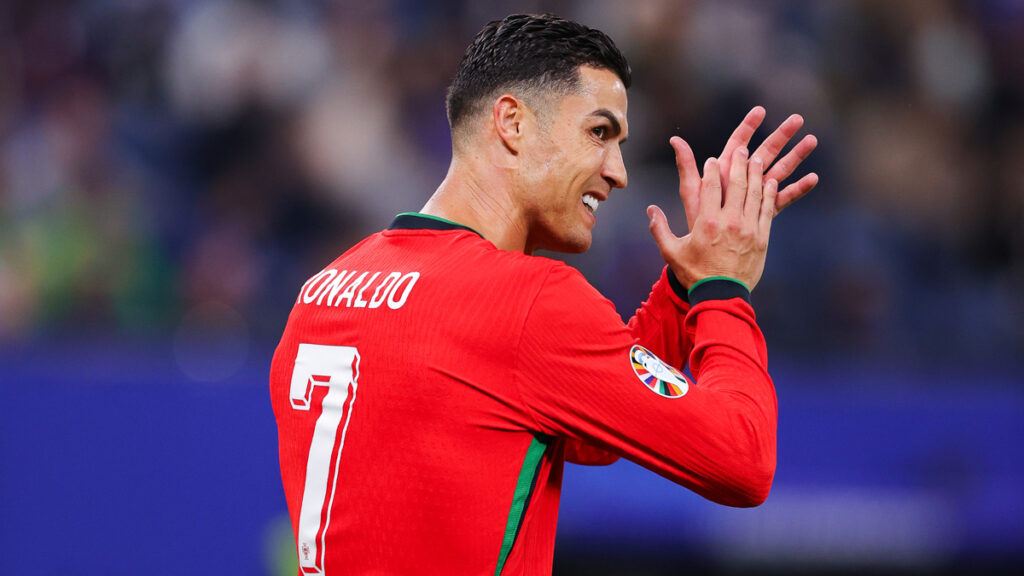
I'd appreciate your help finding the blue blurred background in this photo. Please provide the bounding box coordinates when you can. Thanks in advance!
[1,0,1022,574]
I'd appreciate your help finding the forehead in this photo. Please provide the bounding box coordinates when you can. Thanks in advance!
[559,66,628,128]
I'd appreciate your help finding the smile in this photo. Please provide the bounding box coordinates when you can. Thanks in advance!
[582,193,600,213]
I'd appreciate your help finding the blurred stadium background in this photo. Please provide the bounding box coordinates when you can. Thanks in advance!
[1,0,1022,574]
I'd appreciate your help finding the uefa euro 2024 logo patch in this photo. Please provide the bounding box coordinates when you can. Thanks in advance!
[630,345,689,398]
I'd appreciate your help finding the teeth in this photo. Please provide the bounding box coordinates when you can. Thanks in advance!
[582,193,599,213]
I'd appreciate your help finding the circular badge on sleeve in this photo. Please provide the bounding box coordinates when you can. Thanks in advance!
[630,345,689,398]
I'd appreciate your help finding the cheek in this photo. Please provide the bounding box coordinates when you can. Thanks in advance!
[571,148,606,185]
[525,142,561,181]
[523,140,601,204]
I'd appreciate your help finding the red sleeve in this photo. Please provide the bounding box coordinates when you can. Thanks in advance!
[564,267,691,467]
[514,264,776,507]
[626,266,692,370]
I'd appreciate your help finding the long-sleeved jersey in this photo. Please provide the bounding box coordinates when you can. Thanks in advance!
[269,213,777,575]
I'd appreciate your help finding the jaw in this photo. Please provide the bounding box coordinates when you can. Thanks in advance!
[524,213,594,255]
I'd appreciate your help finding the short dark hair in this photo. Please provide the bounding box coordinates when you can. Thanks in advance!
[445,14,631,132]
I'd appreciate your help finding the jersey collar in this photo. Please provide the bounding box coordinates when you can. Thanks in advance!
[389,213,484,238]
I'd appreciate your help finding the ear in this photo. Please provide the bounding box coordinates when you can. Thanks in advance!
[492,94,526,154]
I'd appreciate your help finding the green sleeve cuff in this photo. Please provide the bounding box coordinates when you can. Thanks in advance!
[687,276,751,307]
[688,276,750,294]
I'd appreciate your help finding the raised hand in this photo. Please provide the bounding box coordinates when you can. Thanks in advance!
[673,106,817,232]
[648,147,777,291]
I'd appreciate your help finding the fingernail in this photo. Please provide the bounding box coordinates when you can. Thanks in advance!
[740,147,748,156]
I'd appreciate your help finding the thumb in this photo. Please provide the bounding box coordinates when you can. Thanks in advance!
[647,205,679,257]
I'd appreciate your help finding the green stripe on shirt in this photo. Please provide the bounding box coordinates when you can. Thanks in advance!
[494,436,548,575]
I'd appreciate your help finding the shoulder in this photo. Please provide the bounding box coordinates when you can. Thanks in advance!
[528,257,607,303]
[470,250,610,308]
[518,258,620,332]
[321,228,603,305]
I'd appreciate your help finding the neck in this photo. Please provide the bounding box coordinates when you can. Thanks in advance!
[420,156,529,253]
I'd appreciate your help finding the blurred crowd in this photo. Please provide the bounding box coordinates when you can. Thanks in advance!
[1,0,1021,376]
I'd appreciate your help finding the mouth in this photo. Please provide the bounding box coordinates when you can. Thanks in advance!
[582,193,602,214]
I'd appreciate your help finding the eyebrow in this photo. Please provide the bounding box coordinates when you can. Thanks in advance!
[590,109,628,144]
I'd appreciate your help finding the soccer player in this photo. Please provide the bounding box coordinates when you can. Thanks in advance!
[270,13,818,575]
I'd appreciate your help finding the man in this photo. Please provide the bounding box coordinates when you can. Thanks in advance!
[270,13,817,575]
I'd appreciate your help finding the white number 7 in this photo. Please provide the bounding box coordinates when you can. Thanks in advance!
[289,344,360,575]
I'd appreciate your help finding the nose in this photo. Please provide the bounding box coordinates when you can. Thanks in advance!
[602,143,628,189]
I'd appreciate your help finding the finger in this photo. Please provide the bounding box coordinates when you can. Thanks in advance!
[647,204,680,260]
[724,147,748,214]
[744,156,764,223]
[765,133,818,184]
[759,178,779,239]
[717,106,766,190]
[719,106,766,160]
[670,136,700,231]
[775,172,819,214]
[751,113,803,168]
[700,157,722,217]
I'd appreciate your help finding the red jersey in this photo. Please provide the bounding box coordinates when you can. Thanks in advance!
[270,213,777,575]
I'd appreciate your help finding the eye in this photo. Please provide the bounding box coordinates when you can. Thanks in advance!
[591,125,608,140]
